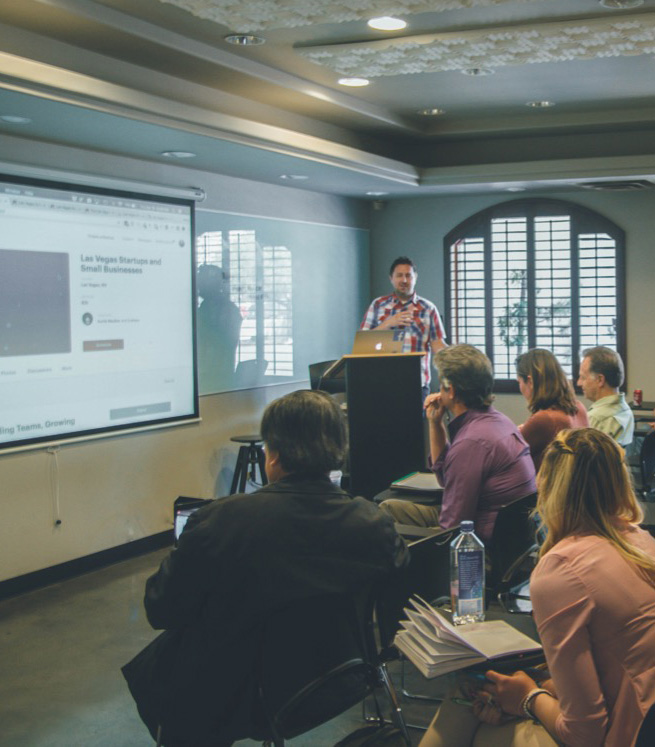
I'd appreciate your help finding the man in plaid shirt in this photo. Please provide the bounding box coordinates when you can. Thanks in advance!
[360,256,446,398]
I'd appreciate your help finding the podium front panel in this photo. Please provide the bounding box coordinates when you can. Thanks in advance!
[345,355,424,499]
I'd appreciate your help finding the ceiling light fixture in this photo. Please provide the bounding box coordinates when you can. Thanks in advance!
[0,115,32,124]
[527,100,555,108]
[367,17,407,31]
[224,33,265,46]
[366,191,388,196]
[279,174,309,181]
[599,0,644,9]
[338,77,370,87]
[161,151,197,158]
[506,187,527,192]
[417,107,445,116]
[461,67,494,76]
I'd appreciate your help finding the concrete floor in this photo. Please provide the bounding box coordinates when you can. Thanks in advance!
[0,549,448,746]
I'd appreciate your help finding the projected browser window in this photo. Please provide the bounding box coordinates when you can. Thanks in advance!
[0,178,197,450]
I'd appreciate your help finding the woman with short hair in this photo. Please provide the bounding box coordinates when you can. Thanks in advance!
[515,348,588,469]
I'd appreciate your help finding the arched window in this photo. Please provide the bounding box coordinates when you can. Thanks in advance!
[445,199,626,391]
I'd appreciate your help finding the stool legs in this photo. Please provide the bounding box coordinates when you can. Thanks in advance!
[256,444,268,486]
[230,443,267,494]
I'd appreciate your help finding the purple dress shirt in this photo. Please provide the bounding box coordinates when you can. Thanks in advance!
[431,407,536,542]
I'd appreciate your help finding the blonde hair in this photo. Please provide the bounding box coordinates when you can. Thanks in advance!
[536,428,655,578]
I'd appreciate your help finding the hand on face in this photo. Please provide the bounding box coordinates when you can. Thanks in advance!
[424,392,447,421]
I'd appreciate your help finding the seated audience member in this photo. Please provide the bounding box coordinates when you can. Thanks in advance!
[418,428,655,747]
[578,345,634,446]
[515,348,588,470]
[379,344,535,542]
[122,390,408,747]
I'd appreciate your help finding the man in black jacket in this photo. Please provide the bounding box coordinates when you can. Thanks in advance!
[123,389,408,746]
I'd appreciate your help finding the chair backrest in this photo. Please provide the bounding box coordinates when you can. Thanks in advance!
[641,430,655,496]
[257,589,377,741]
[308,359,345,393]
[487,492,538,592]
[376,528,456,648]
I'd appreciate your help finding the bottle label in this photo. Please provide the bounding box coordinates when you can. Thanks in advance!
[457,551,484,615]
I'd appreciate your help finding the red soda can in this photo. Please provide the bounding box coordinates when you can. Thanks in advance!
[634,389,643,407]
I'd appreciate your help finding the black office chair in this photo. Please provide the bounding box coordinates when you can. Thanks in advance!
[308,359,345,394]
[640,430,655,500]
[636,702,655,747]
[487,493,539,607]
[256,588,411,747]
[375,528,456,708]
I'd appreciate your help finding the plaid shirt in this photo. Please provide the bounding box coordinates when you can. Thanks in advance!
[360,292,446,387]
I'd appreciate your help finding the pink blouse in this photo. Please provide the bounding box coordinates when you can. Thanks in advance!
[531,526,655,746]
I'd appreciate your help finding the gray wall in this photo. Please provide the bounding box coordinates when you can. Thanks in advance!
[0,136,369,582]
[369,189,654,423]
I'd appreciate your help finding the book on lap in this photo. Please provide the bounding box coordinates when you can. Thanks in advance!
[394,596,542,678]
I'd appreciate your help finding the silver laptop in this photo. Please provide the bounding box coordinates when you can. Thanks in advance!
[351,329,404,354]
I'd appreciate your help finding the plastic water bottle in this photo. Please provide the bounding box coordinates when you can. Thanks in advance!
[450,520,485,625]
[329,470,343,487]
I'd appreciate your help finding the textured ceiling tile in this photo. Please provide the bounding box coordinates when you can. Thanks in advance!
[297,13,655,76]
[157,0,543,33]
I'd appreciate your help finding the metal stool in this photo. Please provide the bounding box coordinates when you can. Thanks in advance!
[230,435,268,494]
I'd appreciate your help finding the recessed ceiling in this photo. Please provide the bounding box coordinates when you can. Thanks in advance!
[1,0,655,197]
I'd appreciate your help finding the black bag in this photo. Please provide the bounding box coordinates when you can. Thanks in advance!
[334,723,406,746]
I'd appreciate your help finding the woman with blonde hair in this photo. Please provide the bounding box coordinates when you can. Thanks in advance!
[419,428,655,747]
[515,348,588,469]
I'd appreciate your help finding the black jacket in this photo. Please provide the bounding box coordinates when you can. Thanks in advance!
[122,475,408,745]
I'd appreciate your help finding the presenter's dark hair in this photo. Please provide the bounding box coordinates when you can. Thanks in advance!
[582,346,624,389]
[389,256,417,275]
[434,344,494,410]
[261,390,347,475]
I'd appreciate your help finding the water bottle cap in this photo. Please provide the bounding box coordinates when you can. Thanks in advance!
[460,520,474,531]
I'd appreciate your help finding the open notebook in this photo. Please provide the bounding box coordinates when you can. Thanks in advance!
[394,596,542,678]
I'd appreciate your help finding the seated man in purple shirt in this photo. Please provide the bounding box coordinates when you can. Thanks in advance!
[380,344,536,543]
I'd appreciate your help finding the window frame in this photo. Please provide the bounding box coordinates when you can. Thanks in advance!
[444,198,626,393]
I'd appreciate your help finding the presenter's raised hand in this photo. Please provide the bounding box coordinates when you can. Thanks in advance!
[377,310,413,329]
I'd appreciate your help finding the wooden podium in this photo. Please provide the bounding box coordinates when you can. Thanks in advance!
[325,353,425,499]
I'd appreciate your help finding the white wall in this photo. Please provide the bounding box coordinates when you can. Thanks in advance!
[369,188,654,423]
[0,137,369,582]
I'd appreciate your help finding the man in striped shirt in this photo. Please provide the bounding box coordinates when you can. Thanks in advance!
[361,256,446,399]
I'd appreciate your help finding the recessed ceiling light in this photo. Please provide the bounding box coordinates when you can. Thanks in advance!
[417,107,445,116]
[0,115,32,124]
[366,191,388,196]
[599,0,644,9]
[461,67,494,76]
[367,17,407,31]
[279,174,309,181]
[507,187,527,192]
[338,77,370,87]
[224,33,265,46]
[161,151,196,158]
[527,100,555,108]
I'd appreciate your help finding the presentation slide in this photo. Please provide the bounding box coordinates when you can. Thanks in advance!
[0,176,198,451]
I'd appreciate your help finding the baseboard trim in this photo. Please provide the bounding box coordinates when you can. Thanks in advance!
[0,530,173,602]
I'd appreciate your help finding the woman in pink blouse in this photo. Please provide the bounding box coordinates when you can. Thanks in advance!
[419,428,655,747]
[515,348,588,470]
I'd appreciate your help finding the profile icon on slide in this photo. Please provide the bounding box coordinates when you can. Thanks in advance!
[82,312,93,326]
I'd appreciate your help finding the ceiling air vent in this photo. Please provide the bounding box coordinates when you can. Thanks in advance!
[579,180,654,191]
